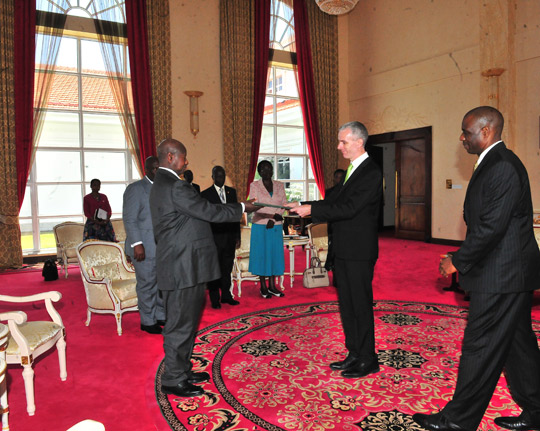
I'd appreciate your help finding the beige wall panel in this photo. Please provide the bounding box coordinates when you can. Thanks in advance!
[169,0,223,190]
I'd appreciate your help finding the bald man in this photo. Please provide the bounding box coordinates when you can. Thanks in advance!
[413,107,540,431]
[149,138,258,398]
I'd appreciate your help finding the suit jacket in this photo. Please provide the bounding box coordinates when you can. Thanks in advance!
[149,169,243,290]
[200,185,240,248]
[452,142,540,293]
[122,177,156,260]
[311,157,382,261]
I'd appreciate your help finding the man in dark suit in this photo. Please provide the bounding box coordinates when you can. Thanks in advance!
[413,106,540,431]
[201,166,241,308]
[289,121,383,379]
[122,155,165,334]
[150,138,257,397]
[183,170,200,193]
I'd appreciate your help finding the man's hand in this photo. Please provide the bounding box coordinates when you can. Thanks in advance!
[242,199,259,213]
[291,204,312,217]
[266,219,275,229]
[133,244,146,262]
[285,202,300,209]
[439,256,457,277]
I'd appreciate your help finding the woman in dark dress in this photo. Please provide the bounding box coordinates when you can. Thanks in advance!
[83,179,116,241]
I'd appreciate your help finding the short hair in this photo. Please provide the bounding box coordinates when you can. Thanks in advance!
[90,178,100,187]
[157,138,186,163]
[464,106,504,136]
[144,156,159,172]
[339,121,369,142]
[212,165,225,177]
[257,159,273,174]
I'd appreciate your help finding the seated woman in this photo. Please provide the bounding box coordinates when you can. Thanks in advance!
[248,160,286,298]
[83,179,116,242]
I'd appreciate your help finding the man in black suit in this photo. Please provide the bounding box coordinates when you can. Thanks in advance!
[413,106,540,431]
[201,166,241,308]
[150,138,257,397]
[289,121,383,379]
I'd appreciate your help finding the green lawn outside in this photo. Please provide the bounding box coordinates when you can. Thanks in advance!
[21,232,56,251]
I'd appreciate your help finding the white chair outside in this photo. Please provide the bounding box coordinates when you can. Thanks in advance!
[0,292,67,416]
[76,241,138,335]
[53,222,85,278]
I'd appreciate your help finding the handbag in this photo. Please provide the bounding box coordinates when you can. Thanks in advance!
[42,259,59,281]
[303,257,329,288]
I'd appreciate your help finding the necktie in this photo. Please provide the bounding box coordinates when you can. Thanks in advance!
[473,162,478,171]
[219,188,226,203]
[344,163,353,183]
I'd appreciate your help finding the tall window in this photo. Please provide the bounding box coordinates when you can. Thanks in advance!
[19,1,135,254]
[258,0,319,202]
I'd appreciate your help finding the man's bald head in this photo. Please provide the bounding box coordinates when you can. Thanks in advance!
[464,106,504,141]
[157,138,188,175]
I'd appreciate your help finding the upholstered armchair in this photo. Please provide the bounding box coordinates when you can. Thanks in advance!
[53,222,85,278]
[110,218,126,244]
[306,223,329,267]
[76,241,138,336]
[231,227,260,298]
[0,291,67,417]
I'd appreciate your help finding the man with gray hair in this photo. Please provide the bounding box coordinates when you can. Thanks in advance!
[288,121,383,379]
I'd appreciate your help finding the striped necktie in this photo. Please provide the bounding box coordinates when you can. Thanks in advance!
[219,187,226,203]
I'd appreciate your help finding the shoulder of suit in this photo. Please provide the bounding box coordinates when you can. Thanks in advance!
[225,186,236,192]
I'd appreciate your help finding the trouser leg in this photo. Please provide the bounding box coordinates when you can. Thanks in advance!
[133,257,164,326]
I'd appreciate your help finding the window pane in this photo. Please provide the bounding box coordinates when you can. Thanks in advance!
[275,68,298,97]
[276,98,303,126]
[276,127,304,154]
[81,39,107,76]
[39,111,80,147]
[36,34,65,70]
[308,161,314,179]
[82,76,129,113]
[38,184,83,216]
[285,182,303,202]
[84,152,126,181]
[263,96,274,124]
[277,156,304,180]
[20,187,32,218]
[47,73,78,110]
[83,114,126,148]
[308,182,319,201]
[20,219,34,251]
[102,184,128,214]
[260,126,275,153]
[55,37,77,71]
[36,151,82,182]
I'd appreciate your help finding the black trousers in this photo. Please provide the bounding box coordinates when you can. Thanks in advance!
[334,258,377,362]
[208,241,235,303]
[442,290,540,430]
[161,284,206,386]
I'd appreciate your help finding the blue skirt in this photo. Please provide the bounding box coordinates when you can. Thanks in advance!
[248,224,285,276]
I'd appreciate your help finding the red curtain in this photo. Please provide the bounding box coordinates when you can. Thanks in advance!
[14,1,35,209]
[126,0,157,164]
[247,0,271,190]
[293,0,326,196]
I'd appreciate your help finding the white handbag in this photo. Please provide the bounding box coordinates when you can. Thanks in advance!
[303,257,330,288]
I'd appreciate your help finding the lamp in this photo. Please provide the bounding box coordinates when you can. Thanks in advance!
[184,91,203,137]
[315,0,360,15]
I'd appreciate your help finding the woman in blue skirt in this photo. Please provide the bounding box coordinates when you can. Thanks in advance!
[248,160,286,298]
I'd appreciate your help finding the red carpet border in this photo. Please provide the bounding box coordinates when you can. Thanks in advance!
[155,300,539,430]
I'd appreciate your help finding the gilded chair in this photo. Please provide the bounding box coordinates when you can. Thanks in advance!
[0,322,9,430]
[53,222,85,278]
[231,227,260,298]
[76,241,138,335]
[306,223,329,267]
[0,292,67,417]
[110,218,126,244]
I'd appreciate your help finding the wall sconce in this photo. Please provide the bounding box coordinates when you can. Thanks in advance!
[184,91,203,137]
[481,68,505,109]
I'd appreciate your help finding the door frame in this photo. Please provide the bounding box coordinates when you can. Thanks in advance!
[367,126,432,241]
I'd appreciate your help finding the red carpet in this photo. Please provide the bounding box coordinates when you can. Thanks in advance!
[0,236,538,430]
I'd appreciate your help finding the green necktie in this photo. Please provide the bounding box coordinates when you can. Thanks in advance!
[344,163,353,183]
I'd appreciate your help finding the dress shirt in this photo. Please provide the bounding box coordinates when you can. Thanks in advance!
[214,184,226,203]
[348,152,370,178]
[475,140,502,169]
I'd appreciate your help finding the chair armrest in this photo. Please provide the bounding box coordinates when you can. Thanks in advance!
[0,310,27,325]
[0,292,63,327]
[0,311,30,357]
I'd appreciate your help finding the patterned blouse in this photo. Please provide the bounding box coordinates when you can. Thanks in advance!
[248,179,287,225]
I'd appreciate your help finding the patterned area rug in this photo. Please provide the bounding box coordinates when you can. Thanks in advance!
[155,300,540,430]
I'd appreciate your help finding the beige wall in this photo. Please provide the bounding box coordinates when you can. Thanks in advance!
[339,0,540,240]
[169,0,224,191]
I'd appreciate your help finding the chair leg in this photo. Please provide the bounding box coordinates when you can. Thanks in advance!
[85,309,92,326]
[21,365,35,416]
[237,280,242,298]
[64,261,68,279]
[56,337,67,381]
[0,372,9,431]
[116,313,123,336]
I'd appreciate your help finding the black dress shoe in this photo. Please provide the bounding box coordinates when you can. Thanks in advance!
[211,302,221,309]
[494,413,540,430]
[413,412,470,431]
[221,297,240,305]
[187,371,210,384]
[341,359,380,378]
[141,323,162,334]
[329,355,359,371]
[161,381,204,397]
